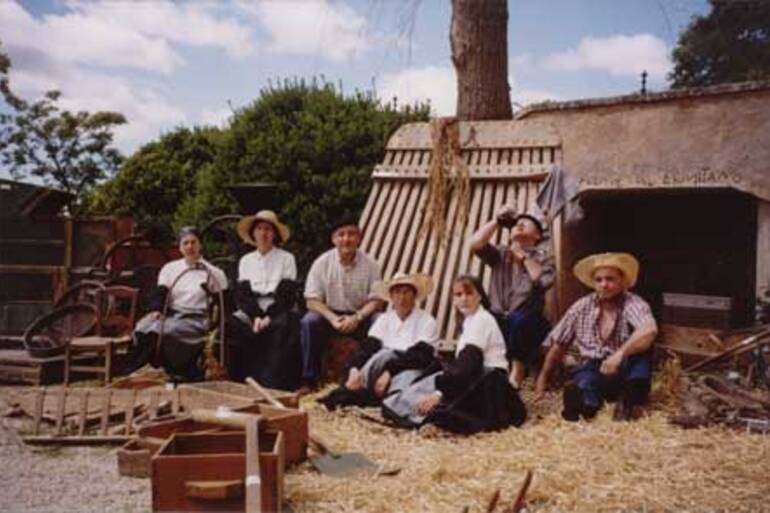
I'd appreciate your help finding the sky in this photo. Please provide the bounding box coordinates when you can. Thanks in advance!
[1,0,711,157]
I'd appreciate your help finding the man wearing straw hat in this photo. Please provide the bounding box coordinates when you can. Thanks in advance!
[319,273,439,409]
[534,252,658,421]
[300,215,383,392]
[470,206,555,389]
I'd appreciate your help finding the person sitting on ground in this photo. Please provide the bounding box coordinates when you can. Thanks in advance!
[300,215,384,392]
[470,205,555,389]
[534,252,658,421]
[381,275,526,434]
[319,273,439,409]
[127,226,228,381]
[227,210,302,390]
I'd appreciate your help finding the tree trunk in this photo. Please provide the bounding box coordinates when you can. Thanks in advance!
[450,0,513,120]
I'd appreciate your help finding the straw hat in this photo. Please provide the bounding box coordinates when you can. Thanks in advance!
[372,273,433,302]
[573,252,639,289]
[237,210,290,245]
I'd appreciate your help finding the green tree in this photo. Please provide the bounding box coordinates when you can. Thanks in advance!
[177,78,429,272]
[669,0,770,88]
[0,43,126,208]
[85,126,222,241]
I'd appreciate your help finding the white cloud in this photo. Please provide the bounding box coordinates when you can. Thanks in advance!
[239,0,371,62]
[378,66,560,116]
[543,34,671,79]
[378,66,456,115]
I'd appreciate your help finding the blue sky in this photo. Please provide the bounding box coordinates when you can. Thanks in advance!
[1,0,710,156]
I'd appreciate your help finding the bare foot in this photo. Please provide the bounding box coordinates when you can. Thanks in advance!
[373,371,391,398]
[345,368,363,390]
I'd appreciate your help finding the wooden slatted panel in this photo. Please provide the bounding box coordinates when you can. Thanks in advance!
[383,182,421,279]
[361,181,393,252]
[425,190,462,319]
[375,182,412,273]
[368,182,402,259]
[400,184,430,282]
[483,183,509,292]
[359,181,383,237]
[434,190,471,336]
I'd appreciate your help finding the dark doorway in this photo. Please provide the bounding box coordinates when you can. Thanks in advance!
[580,189,757,327]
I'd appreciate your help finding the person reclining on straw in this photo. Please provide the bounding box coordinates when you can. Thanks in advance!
[318,273,439,410]
[470,205,555,389]
[300,215,384,392]
[126,226,228,381]
[227,210,302,391]
[380,275,526,434]
[534,253,658,421]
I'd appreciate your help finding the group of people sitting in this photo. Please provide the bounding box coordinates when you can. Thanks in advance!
[125,204,658,434]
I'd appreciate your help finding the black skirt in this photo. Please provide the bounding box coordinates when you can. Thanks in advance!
[226,309,301,391]
[428,368,527,434]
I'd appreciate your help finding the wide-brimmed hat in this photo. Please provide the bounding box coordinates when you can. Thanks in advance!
[329,213,361,239]
[372,273,433,303]
[573,252,639,289]
[237,210,290,245]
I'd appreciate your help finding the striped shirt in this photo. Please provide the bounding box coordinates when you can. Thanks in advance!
[544,291,655,360]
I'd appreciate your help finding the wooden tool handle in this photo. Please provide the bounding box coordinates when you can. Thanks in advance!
[245,377,285,409]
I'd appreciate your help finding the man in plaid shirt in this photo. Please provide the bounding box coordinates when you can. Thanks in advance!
[534,253,658,421]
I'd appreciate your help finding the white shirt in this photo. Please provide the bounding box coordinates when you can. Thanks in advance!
[238,247,297,310]
[304,248,380,312]
[157,258,228,313]
[457,307,507,370]
[367,308,439,352]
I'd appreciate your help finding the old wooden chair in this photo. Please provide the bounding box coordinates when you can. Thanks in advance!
[64,285,139,385]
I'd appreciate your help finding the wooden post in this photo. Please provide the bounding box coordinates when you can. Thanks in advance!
[100,389,112,435]
[245,417,262,513]
[78,391,89,436]
[33,388,46,436]
[125,389,137,435]
[55,387,67,436]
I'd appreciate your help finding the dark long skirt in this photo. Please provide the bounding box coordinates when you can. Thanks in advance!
[131,311,209,381]
[226,310,302,391]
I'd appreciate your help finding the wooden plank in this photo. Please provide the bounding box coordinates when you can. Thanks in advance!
[100,388,112,435]
[425,189,461,318]
[148,389,160,420]
[359,181,383,238]
[124,389,137,435]
[375,181,411,273]
[361,181,393,253]
[446,182,486,340]
[384,182,422,279]
[171,388,180,415]
[54,387,67,436]
[33,387,45,435]
[245,417,262,513]
[23,435,130,446]
[369,181,402,259]
[404,183,430,277]
[78,390,89,436]
[470,182,496,280]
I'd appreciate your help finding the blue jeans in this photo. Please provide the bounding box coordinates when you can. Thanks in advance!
[571,353,651,414]
[494,310,550,365]
[299,311,373,385]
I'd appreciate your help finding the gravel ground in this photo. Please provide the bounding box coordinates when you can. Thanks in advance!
[0,386,151,513]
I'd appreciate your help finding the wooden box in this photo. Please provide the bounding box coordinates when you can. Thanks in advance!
[118,438,157,478]
[661,293,732,329]
[151,431,284,513]
[138,404,307,466]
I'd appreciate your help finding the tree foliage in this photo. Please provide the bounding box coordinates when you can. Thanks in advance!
[85,127,222,241]
[91,78,430,272]
[669,0,770,88]
[0,43,126,208]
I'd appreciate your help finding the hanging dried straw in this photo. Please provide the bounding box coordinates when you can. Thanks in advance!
[420,117,471,248]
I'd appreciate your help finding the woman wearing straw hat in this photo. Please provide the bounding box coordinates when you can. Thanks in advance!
[319,273,439,409]
[228,210,301,389]
[127,226,228,380]
[534,252,658,421]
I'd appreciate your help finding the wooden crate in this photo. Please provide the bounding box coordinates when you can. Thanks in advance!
[118,438,156,478]
[151,431,284,513]
[661,293,732,329]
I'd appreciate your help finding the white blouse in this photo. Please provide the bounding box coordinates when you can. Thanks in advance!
[238,247,297,311]
[457,306,507,370]
[367,308,439,352]
[157,258,228,313]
